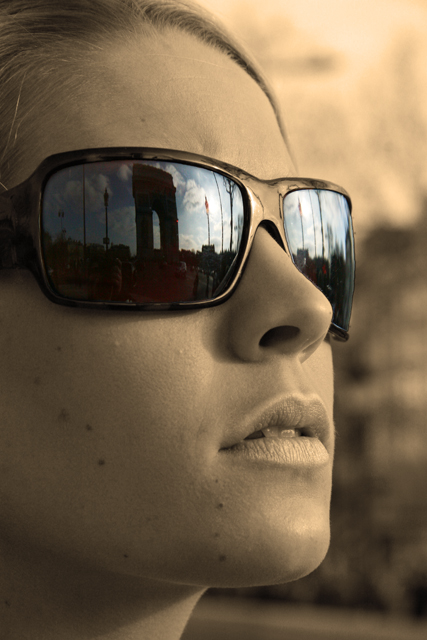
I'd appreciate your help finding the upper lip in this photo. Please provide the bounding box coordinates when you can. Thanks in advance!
[220,394,332,450]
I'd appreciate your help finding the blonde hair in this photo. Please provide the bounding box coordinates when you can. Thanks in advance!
[0,0,288,189]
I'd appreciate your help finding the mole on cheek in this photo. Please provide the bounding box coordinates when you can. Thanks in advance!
[218,555,227,562]
[86,424,93,431]
[58,408,70,422]
[216,503,224,510]
[98,459,106,466]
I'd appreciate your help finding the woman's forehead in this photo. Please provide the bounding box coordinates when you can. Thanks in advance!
[20,31,294,182]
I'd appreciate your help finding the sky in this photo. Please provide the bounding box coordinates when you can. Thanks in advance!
[198,0,427,235]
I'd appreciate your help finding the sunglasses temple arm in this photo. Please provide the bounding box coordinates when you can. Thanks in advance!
[0,190,19,268]
[0,188,35,270]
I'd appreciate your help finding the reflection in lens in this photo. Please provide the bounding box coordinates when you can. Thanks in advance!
[41,161,244,304]
[283,189,354,331]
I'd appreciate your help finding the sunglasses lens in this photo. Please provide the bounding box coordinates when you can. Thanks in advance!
[282,189,354,332]
[41,161,245,304]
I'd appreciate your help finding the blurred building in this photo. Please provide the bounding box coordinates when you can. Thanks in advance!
[329,202,427,614]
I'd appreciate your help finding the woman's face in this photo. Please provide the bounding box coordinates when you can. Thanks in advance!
[0,31,335,587]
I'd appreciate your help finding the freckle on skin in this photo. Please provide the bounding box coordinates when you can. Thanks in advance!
[219,555,227,562]
[214,532,220,538]
[216,503,224,509]
[33,377,41,385]
[98,459,105,466]
[56,346,62,352]
[123,554,129,558]
[86,424,93,431]
[5,600,11,606]
[58,408,69,422]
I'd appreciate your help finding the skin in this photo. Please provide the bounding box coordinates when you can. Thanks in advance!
[0,29,335,640]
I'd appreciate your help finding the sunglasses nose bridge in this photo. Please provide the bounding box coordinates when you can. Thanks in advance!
[245,179,287,250]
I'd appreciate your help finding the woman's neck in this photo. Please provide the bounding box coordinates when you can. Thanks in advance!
[0,540,205,640]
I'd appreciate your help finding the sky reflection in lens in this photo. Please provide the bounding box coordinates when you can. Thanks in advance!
[41,160,244,303]
[283,189,354,330]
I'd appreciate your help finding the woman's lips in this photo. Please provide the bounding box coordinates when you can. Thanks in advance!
[220,435,329,467]
[219,394,332,467]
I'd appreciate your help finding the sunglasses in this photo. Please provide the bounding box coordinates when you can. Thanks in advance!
[0,148,355,341]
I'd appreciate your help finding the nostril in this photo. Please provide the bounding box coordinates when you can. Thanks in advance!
[259,325,300,348]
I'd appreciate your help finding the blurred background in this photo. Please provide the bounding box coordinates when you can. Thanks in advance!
[183,0,427,637]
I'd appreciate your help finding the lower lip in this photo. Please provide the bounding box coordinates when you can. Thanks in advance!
[220,436,329,467]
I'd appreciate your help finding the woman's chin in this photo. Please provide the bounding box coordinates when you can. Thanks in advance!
[153,513,331,590]
[203,527,330,589]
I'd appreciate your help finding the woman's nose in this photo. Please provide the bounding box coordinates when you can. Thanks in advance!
[222,226,333,363]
